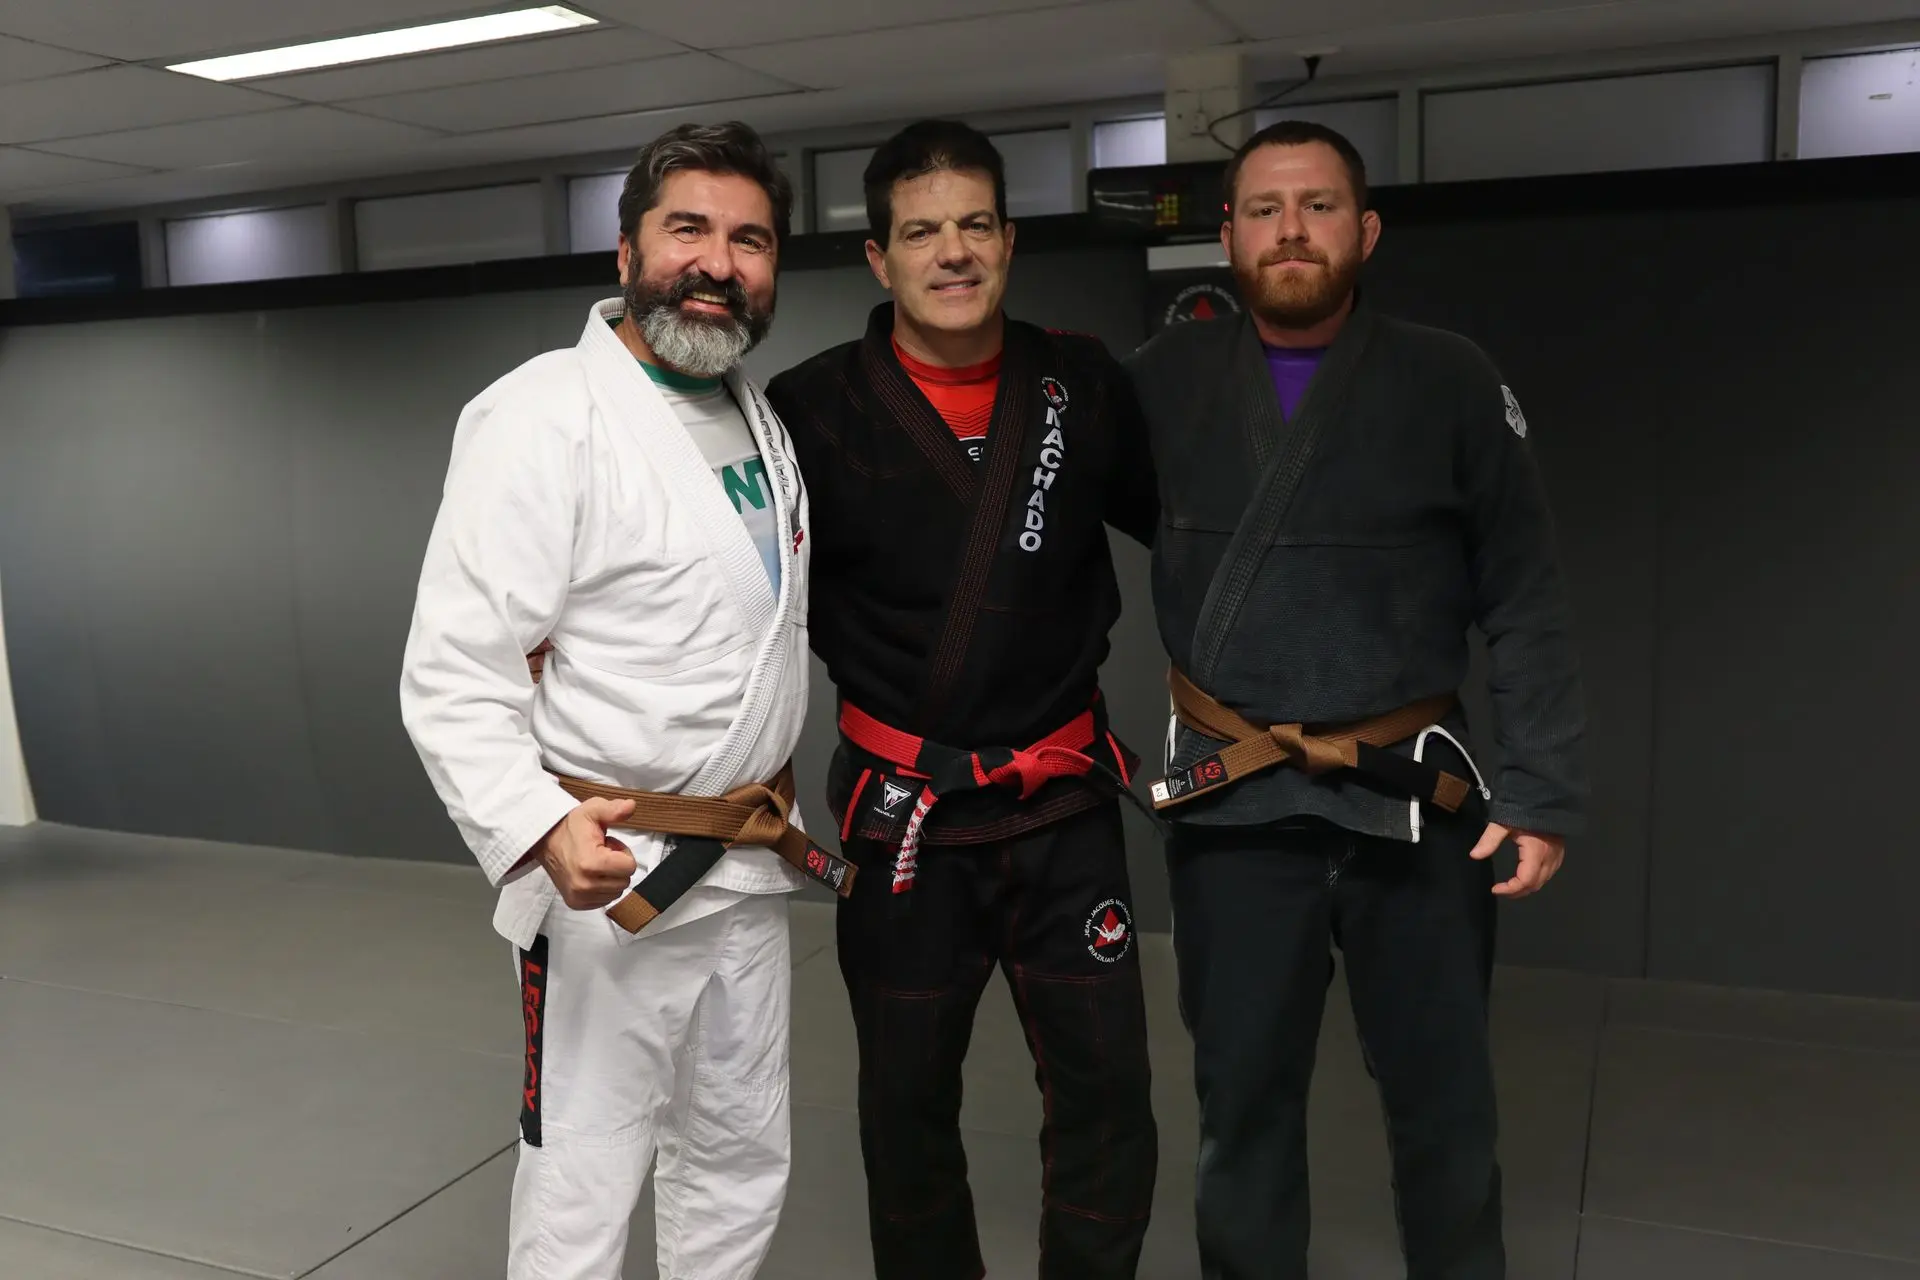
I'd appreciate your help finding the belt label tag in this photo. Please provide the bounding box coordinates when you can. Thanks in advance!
[1150,753,1228,807]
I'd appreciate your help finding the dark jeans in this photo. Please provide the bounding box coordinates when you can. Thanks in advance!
[837,799,1159,1280]
[1168,804,1503,1280]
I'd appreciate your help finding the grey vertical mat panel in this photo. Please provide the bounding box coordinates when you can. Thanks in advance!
[1643,198,1920,1001]
[1362,216,1663,978]
[77,312,339,848]
[276,286,607,863]
[0,325,128,829]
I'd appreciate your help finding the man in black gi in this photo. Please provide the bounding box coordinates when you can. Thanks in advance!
[765,120,1160,1280]
[1127,120,1588,1279]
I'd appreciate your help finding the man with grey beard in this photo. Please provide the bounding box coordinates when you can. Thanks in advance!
[403,120,832,1280]
[1125,120,1589,1279]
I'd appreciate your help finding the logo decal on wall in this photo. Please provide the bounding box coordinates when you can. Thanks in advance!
[1162,282,1242,328]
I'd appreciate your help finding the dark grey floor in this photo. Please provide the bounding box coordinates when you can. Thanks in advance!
[3,821,1918,1279]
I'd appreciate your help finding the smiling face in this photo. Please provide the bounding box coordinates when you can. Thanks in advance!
[1223,139,1381,334]
[865,167,1013,342]
[617,167,779,378]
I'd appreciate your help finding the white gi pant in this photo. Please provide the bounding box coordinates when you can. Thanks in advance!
[510,888,793,1280]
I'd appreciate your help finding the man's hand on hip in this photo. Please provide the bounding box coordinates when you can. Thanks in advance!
[1469,823,1565,899]
[537,797,639,911]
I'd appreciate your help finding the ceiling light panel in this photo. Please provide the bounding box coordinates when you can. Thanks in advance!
[166,6,598,82]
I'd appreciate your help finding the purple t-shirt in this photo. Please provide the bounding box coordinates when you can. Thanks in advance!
[1264,344,1327,421]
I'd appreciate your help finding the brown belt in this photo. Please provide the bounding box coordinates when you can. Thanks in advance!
[1147,668,1475,814]
[553,763,856,934]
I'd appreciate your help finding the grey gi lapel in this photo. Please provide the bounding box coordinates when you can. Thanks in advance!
[1188,304,1377,687]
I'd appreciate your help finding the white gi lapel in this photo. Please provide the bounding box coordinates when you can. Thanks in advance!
[690,371,805,791]
[577,300,778,639]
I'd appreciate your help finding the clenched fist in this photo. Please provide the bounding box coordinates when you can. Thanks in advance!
[538,796,639,911]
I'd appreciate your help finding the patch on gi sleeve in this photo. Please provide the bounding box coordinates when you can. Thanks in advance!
[1501,385,1528,439]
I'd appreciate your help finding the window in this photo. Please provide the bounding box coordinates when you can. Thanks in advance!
[1092,116,1166,169]
[165,206,333,287]
[354,183,545,272]
[567,171,625,254]
[1799,48,1920,160]
[1092,98,1400,186]
[1424,64,1775,182]
[10,222,144,297]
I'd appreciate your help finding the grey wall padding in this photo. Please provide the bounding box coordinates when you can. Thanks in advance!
[3,212,1916,1000]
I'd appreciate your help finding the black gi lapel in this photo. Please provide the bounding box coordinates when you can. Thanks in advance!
[1189,304,1376,687]
[856,303,977,503]
[914,317,1043,726]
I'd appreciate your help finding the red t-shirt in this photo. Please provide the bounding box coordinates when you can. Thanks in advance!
[894,338,1000,463]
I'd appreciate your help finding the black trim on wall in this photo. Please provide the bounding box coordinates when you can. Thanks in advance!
[5,149,1920,328]
[0,215,1126,327]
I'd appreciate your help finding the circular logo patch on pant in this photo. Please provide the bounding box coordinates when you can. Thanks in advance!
[1085,898,1134,963]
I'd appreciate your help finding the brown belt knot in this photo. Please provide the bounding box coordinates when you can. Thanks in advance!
[1148,668,1478,816]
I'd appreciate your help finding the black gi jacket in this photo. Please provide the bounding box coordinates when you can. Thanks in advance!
[1126,302,1588,839]
[767,302,1158,844]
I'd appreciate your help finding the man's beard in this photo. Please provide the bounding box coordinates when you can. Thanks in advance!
[623,263,774,379]
[1234,243,1361,330]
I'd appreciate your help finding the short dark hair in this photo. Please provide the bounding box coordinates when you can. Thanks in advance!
[1223,119,1369,213]
[619,120,794,246]
[863,119,1007,245]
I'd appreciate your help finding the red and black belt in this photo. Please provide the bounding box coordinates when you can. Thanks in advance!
[837,696,1157,892]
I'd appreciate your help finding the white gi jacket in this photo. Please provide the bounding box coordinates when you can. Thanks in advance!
[400,299,812,950]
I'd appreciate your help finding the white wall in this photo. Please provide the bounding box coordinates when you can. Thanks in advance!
[0,567,38,826]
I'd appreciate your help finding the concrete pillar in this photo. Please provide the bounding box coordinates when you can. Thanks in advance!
[1165,50,1255,164]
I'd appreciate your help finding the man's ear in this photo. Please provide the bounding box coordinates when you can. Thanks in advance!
[1360,210,1383,261]
[864,238,891,291]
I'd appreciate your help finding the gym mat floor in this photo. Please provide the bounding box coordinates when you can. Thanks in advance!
[2,822,1916,1279]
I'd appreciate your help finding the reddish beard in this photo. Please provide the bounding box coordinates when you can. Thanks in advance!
[1233,243,1361,329]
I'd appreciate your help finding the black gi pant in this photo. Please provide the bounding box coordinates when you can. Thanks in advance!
[836,799,1159,1280]
[1167,801,1503,1280]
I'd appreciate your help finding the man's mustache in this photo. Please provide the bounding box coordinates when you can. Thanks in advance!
[1260,246,1327,267]
[664,270,750,318]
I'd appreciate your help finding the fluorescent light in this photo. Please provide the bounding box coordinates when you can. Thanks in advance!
[167,6,598,82]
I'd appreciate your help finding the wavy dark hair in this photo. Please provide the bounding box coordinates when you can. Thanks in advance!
[862,119,1007,245]
[618,120,794,245]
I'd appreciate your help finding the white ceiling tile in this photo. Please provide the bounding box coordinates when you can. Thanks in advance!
[0,0,499,62]
[587,0,1046,50]
[344,52,800,132]
[0,33,108,85]
[719,0,1237,90]
[0,145,145,197]
[0,65,284,146]
[32,106,443,170]
[253,25,686,103]
[430,51,1169,162]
